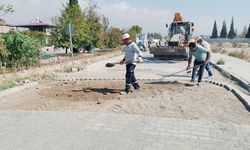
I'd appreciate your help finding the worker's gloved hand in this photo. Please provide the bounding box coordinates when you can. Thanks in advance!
[119,60,125,65]
[138,57,143,63]
[186,65,191,70]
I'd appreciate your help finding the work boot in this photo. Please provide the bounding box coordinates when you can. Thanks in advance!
[132,82,141,91]
[120,85,131,95]
[197,82,202,86]
[190,80,195,86]
[120,91,129,95]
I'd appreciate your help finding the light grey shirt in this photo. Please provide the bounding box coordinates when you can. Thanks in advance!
[124,42,142,63]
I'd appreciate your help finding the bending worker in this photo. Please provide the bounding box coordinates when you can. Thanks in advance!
[186,39,211,85]
[120,33,143,95]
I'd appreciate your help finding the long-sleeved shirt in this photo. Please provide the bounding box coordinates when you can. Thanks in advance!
[124,42,142,63]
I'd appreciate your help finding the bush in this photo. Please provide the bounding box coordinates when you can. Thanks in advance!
[232,42,239,48]
[212,48,220,53]
[216,59,225,65]
[0,37,10,61]
[23,31,46,47]
[228,50,249,61]
[212,48,227,54]
[2,32,41,68]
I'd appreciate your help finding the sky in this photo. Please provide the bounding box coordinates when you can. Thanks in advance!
[1,0,250,36]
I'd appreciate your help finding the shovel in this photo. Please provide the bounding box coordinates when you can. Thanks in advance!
[105,62,121,68]
[106,61,141,68]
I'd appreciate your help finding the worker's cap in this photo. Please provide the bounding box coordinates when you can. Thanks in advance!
[122,33,130,40]
[188,39,196,48]
[188,39,196,44]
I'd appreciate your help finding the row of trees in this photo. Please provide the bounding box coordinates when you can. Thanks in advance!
[211,18,250,39]
[0,1,144,69]
[147,33,162,40]
[51,0,143,52]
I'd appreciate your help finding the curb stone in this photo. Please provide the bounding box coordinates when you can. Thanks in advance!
[211,63,250,93]
[56,77,250,111]
[207,80,250,112]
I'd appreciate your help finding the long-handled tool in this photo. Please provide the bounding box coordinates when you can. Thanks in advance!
[106,61,141,68]
[163,63,204,78]
[105,62,121,68]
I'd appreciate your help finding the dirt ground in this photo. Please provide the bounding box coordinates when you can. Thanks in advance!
[0,80,249,124]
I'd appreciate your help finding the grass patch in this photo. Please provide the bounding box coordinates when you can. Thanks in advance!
[0,76,33,91]
[228,50,250,62]
[212,48,220,53]
[216,59,225,65]
[0,81,16,91]
[212,48,227,54]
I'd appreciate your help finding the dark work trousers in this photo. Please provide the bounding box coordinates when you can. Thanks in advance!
[125,63,140,92]
[191,60,205,83]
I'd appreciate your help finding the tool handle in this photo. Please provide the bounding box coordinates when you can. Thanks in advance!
[166,63,204,77]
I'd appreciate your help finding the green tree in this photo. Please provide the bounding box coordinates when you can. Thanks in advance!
[220,20,228,38]
[69,0,78,5]
[105,27,123,48]
[147,32,162,40]
[228,17,236,39]
[102,16,109,32]
[51,1,91,53]
[210,20,218,38]
[128,25,142,40]
[3,32,41,68]
[154,33,162,40]
[240,25,248,38]
[245,24,250,38]
[86,2,105,48]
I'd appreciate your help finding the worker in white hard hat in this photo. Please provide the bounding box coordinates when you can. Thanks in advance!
[186,39,211,85]
[120,33,143,95]
[196,37,213,77]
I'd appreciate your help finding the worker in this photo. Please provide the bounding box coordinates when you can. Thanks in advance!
[196,37,213,77]
[186,39,211,85]
[120,33,143,95]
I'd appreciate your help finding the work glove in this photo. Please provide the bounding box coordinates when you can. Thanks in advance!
[138,56,143,63]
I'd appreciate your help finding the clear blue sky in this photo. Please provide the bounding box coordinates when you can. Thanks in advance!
[2,0,250,36]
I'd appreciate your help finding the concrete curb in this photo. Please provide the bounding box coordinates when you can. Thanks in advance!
[0,82,39,98]
[211,63,250,93]
[204,80,250,112]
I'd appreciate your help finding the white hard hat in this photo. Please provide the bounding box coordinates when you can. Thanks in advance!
[122,33,130,40]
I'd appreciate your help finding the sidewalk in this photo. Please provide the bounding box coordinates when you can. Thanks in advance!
[211,53,250,85]
[1,111,250,150]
